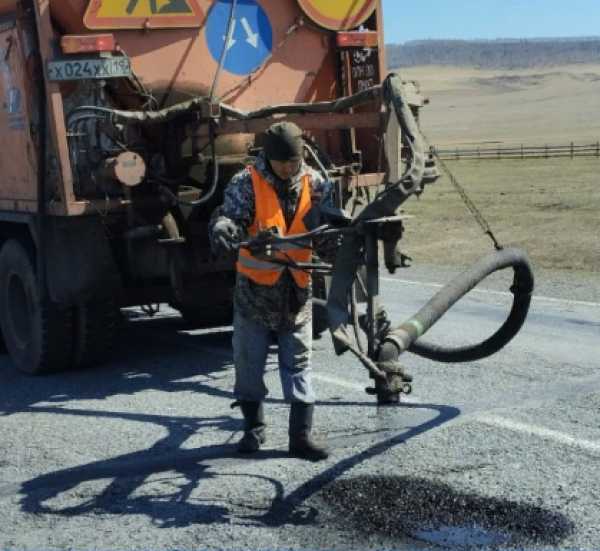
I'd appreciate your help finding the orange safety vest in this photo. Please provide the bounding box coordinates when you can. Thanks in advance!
[237,166,313,288]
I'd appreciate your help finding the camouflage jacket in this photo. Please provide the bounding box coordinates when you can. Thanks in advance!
[210,152,333,331]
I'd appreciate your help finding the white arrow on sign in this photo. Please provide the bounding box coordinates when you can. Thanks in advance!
[222,18,237,51]
[241,17,259,48]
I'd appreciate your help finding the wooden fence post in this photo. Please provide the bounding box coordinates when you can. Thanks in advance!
[521,144,524,159]
[596,142,599,157]
[570,142,574,159]
[545,144,548,159]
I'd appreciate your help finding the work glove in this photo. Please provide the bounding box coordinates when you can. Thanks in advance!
[212,217,240,254]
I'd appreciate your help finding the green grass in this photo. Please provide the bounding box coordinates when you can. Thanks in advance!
[400,157,600,272]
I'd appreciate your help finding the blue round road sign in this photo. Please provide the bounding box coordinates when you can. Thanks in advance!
[206,0,273,76]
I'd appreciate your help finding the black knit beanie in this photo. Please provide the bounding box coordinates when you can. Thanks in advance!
[263,122,304,161]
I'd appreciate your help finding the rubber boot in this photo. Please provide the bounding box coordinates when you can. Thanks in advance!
[288,402,329,461]
[238,401,266,453]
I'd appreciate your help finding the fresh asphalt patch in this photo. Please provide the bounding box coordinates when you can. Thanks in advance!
[319,475,575,549]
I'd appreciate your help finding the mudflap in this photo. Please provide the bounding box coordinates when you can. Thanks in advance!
[45,216,121,306]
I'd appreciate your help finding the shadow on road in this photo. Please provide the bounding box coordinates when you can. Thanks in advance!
[16,401,459,532]
[19,409,242,526]
[0,313,235,416]
[3,312,462,535]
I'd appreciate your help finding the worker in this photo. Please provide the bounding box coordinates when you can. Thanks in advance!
[210,122,332,461]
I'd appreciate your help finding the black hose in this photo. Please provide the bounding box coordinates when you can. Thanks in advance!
[220,85,382,120]
[66,81,383,127]
[383,247,534,363]
[194,121,220,205]
[350,278,366,354]
[67,101,206,125]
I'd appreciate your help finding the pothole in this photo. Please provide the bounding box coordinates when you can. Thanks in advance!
[319,476,574,548]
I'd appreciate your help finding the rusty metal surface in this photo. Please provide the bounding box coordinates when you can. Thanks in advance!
[194,111,382,138]
[22,0,383,214]
[347,172,385,189]
[34,0,76,214]
[36,0,385,217]
[0,26,37,208]
[0,0,16,16]
[1,0,388,217]
[51,0,343,109]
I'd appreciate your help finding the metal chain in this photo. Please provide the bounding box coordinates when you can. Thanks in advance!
[429,145,503,251]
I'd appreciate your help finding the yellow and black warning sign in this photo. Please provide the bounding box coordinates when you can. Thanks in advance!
[296,0,377,31]
[84,0,205,30]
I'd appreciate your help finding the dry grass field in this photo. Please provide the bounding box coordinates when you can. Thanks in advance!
[398,64,600,147]
[400,158,599,272]
[386,64,600,272]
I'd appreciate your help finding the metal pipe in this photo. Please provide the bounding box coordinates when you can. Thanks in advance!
[220,85,382,120]
[209,0,238,102]
[193,121,220,206]
[67,83,383,126]
[303,142,329,182]
[365,226,379,358]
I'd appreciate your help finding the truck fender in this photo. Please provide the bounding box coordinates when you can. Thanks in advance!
[45,216,121,305]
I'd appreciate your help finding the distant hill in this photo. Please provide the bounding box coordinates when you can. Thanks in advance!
[386,38,600,69]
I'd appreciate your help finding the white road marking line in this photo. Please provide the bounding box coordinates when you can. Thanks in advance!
[314,373,364,391]
[313,373,420,403]
[381,277,600,307]
[476,413,600,454]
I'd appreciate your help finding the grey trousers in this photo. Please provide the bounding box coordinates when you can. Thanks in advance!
[233,312,316,404]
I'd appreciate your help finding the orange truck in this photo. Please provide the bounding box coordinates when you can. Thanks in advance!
[0,0,427,374]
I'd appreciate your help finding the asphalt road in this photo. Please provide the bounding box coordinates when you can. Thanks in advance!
[0,267,598,551]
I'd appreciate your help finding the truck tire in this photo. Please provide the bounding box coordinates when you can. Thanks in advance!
[72,297,119,369]
[0,239,74,374]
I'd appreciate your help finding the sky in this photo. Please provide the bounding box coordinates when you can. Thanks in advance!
[381,0,600,43]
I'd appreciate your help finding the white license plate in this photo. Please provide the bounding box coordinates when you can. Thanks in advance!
[47,57,132,81]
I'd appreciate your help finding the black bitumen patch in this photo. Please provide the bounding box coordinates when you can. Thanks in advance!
[319,475,575,549]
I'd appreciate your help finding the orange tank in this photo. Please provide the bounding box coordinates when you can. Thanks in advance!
[49,0,350,110]
[48,0,386,164]
[50,0,88,33]
[0,0,16,16]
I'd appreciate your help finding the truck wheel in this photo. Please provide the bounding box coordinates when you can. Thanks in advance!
[72,297,119,369]
[0,239,74,374]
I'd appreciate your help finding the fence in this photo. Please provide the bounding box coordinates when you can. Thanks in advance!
[433,142,600,160]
